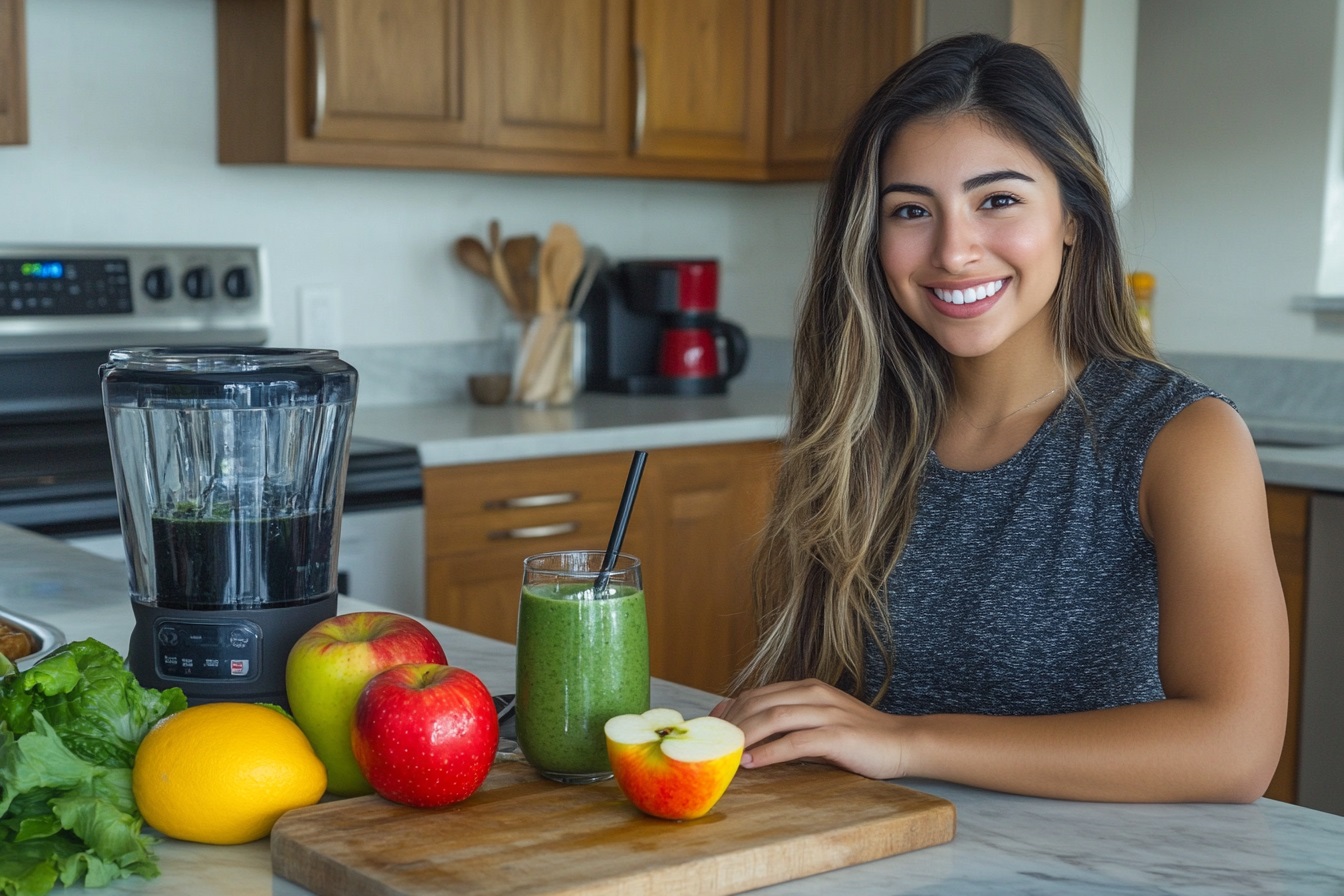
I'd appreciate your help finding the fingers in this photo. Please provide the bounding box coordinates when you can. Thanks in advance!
[722,682,857,753]
[710,679,907,779]
[738,721,845,767]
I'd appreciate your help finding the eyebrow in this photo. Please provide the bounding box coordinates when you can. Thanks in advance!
[879,168,1037,197]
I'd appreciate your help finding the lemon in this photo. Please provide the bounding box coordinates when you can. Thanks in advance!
[132,702,327,845]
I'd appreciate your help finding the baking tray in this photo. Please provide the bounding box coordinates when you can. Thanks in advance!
[1,608,66,670]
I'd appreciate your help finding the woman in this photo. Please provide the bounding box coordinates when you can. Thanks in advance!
[713,34,1287,803]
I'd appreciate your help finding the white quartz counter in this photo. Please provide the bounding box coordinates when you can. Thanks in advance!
[1252,440,1344,493]
[354,384,1344,492]
[3,522,1343,895]
[352,384,790,468]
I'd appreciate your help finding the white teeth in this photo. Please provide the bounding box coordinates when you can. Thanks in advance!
[932,279,1003,305]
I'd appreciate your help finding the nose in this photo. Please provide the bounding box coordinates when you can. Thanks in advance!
[930,211,981,273]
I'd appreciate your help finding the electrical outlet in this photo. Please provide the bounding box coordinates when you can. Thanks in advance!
[297,285,343,349]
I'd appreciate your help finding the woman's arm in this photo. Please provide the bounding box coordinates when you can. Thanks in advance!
[714,397,1289,802]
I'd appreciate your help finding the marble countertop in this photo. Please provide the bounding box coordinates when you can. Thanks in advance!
[3,522,1342,895]
[352,382,1344,492]
[352,383,790,467]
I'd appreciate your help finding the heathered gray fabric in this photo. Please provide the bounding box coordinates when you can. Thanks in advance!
[863,358,1229,716]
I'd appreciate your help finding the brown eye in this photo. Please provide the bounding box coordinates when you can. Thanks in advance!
[889,203,930,220]
[982,193,1022,210]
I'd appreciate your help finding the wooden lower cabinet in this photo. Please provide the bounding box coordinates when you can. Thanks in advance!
[1265,485,1311,803]
[424,441,777,695]
[0,0,26,146]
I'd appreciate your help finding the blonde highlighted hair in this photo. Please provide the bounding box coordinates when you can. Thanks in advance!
[733,34,1155,700]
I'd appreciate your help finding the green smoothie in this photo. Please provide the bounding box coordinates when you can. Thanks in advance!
[515,583,650,780]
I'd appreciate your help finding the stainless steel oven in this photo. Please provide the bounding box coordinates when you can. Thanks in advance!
[0,243,425,614]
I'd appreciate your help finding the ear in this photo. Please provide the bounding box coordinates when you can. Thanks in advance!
[1064,215,1078,247]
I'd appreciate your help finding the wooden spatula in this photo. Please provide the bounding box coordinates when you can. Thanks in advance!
[501,234,539,318]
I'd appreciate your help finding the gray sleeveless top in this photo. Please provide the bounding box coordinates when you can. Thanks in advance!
[862,358,1228,716]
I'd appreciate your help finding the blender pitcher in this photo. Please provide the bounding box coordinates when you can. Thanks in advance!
[101,347,357,706]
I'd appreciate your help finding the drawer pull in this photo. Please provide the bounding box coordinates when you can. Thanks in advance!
[486,492,580,510]
[489,521,578,541]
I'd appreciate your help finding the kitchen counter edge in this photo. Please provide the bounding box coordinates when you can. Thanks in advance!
[355,385,1344,492]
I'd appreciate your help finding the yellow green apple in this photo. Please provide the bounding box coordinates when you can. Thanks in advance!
[604,707,744,820]
[286,611,447,795]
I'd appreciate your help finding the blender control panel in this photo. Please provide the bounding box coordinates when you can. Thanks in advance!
[152,618,262,681]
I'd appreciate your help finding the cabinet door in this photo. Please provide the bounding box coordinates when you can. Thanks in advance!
[308,0,482,144]
[769,0,916,165]
[1265,485,1310,803]
[631,0,769,164]
[0,0,26,146]
[642,441,776,695]
[479,0,629,155]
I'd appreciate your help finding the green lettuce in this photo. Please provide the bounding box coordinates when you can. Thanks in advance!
[0,638,186,895]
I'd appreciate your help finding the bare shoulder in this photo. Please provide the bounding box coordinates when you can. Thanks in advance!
[1139,396,1265,538]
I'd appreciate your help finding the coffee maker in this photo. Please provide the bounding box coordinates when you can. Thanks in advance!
[101,347,357,706]
[580,259,749,396]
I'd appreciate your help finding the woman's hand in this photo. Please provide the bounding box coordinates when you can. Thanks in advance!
[711,679,911,780]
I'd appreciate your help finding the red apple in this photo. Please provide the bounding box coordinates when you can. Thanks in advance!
[604,708,745,820]
[351,663,499,808]
[286,612,448,796]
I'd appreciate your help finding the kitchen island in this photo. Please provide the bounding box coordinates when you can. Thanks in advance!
[3,522,1343,895]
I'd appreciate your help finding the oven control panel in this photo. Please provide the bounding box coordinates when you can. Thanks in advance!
[0,244,269,352]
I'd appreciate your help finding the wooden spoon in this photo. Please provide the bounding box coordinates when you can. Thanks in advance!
[452,237,493,280]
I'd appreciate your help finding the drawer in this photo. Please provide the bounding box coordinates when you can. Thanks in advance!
[424,452,634,556]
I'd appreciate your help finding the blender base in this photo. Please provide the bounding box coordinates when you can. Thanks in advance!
[127,594,337,708]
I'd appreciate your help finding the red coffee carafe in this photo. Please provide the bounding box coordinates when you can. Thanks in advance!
[580,259,749,396]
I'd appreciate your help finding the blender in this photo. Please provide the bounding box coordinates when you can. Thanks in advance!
[101,347,357,706]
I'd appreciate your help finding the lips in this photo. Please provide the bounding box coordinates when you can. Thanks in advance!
[925,278,1007,319]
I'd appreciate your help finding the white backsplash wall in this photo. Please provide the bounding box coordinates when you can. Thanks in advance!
[0,0,818,388]
[1121,0,1344,360]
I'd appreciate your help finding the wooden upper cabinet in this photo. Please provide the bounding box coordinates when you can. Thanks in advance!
[0,0,27,147]
[769,0,916,167]
[308,0,481,145]
[216,0,918,180]
[632,0,768,165]
[479,0,629,154]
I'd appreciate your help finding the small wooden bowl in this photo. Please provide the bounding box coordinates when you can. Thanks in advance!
[468,373,512,406]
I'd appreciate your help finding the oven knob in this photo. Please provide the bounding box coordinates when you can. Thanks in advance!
[183,266,214,299]
[143,266,173,300]
[222,266,253,299]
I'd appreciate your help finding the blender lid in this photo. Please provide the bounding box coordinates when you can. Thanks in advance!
[104,346,351,373]
[100,346,357,407]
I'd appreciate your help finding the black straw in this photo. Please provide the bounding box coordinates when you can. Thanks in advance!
[594,450,647,594]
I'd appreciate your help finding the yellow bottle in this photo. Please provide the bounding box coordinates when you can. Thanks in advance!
[1128,271,1155,340]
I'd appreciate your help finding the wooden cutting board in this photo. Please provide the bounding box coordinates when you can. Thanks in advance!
[271,760,955,896]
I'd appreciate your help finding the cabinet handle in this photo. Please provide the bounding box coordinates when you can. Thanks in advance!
[632,45,647,154]
[309,17,327,137]
[488,521,579,541]
[484,492,580,510]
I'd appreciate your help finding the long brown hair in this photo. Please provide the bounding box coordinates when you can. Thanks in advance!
[734,33,1155,699]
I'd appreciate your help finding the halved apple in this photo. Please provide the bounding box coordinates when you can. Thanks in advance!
[604,708,745,820]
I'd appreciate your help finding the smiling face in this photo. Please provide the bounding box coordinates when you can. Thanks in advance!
[878,113,1076,361]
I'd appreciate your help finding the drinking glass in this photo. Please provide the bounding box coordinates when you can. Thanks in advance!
[514,550,649,783]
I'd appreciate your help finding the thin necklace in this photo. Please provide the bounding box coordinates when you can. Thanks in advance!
[958,386,1061,431]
